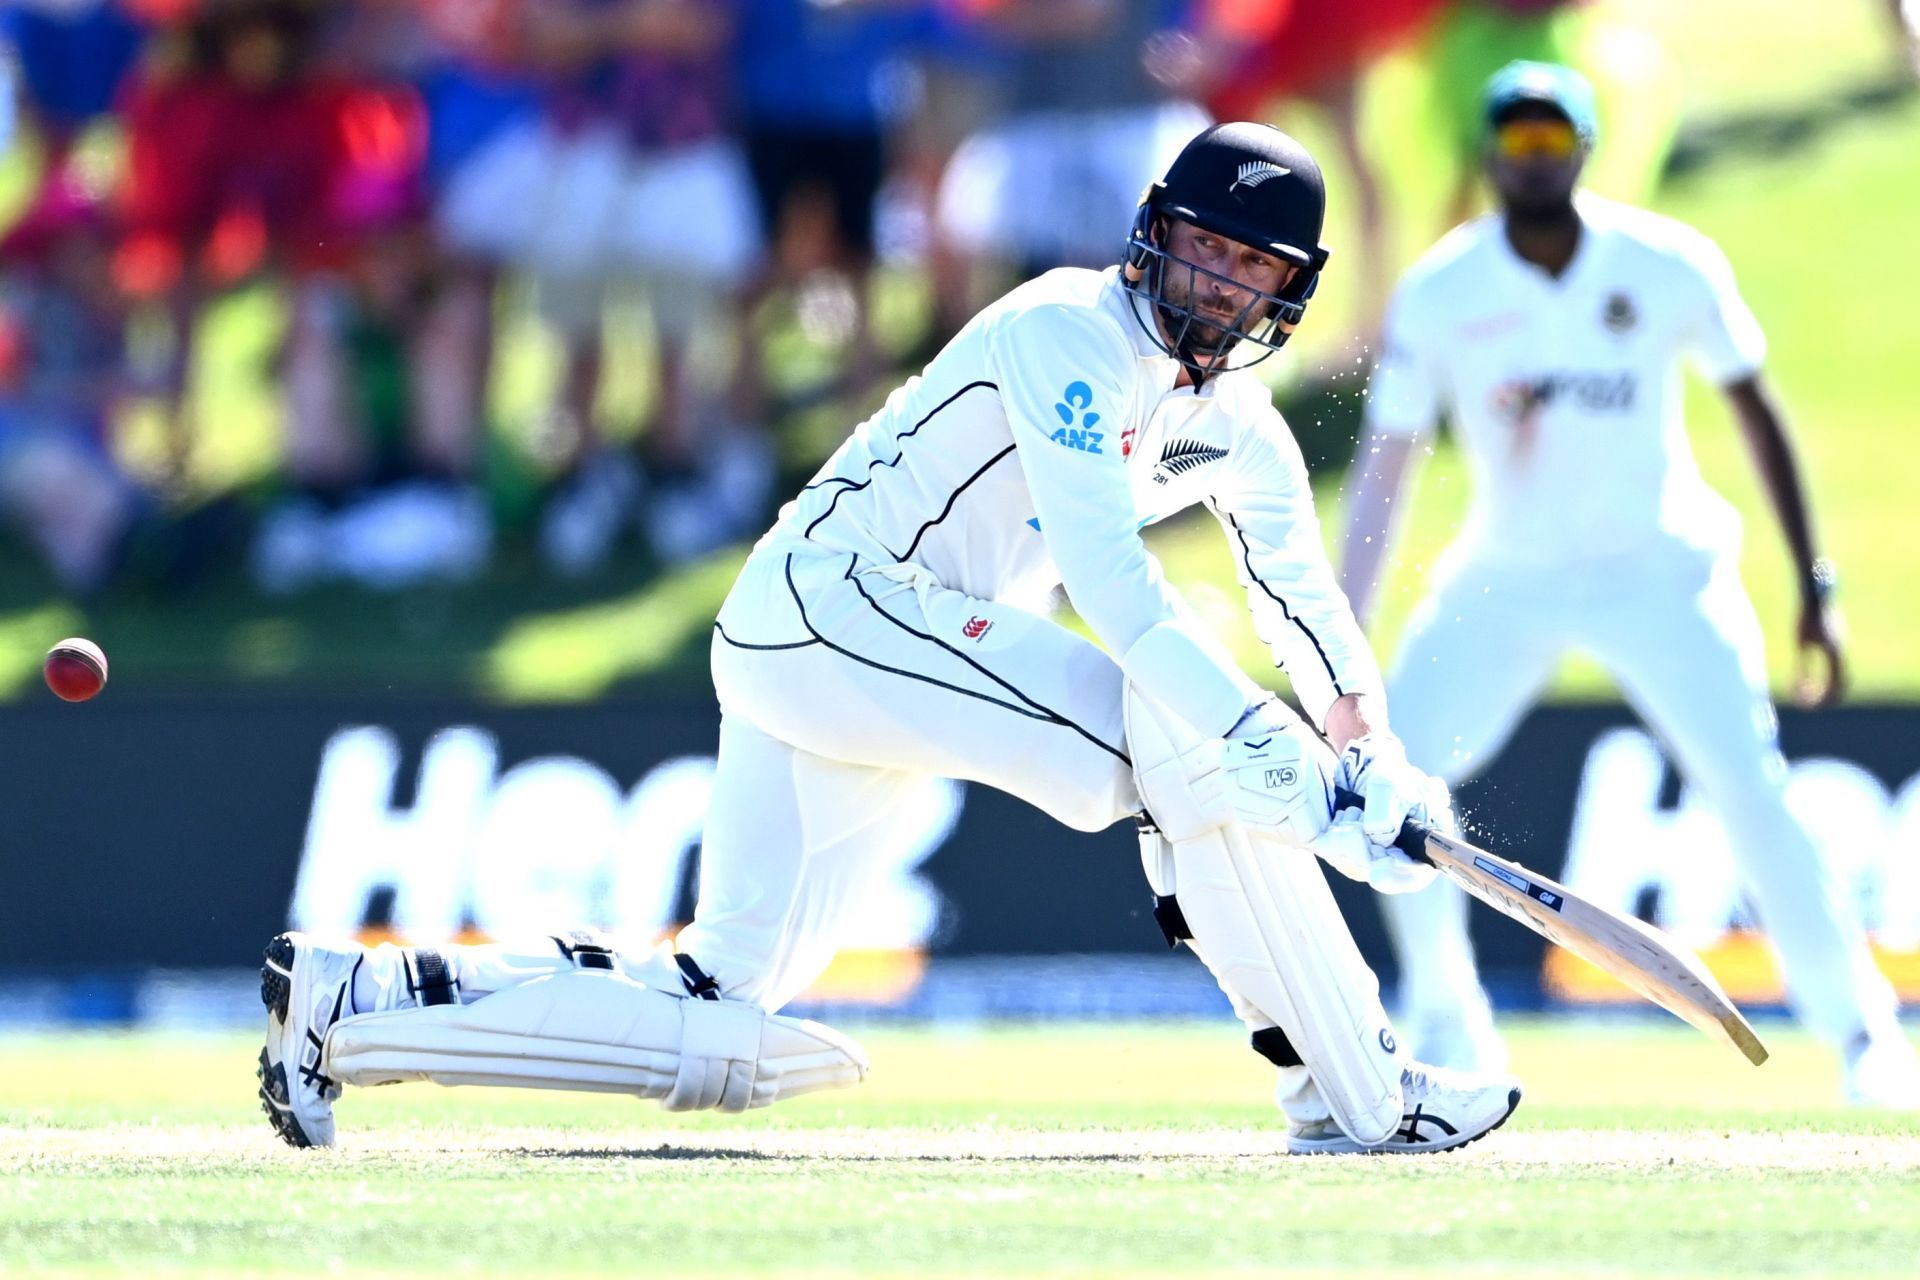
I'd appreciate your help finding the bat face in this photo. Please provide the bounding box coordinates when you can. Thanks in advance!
[1326,786,1766,1065]
[1421,831,1769,1066]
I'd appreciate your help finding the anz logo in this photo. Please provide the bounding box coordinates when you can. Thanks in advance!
[1050,380,1104,454]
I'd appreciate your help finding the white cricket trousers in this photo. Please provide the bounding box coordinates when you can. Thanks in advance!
[1381,539,1900,1048]
[678,542,1141,1010]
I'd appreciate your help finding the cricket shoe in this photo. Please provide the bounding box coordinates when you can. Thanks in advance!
[1286,1062,1523,1155]
[1843,1029,1920,1109]
[258,932,362,1148]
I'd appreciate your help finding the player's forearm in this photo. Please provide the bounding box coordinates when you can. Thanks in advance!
[1212,434,1385,733]
[1121,618,1268,740]
[1039,475,1263,735]
[1727,376,1825,603]
[1338,432,1417,628]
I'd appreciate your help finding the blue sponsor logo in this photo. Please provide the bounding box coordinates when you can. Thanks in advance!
[1054,380,1101,429]
[1050,380,1105,453]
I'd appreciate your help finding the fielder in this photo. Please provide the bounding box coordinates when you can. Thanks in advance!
[1342,62,1918,1104]
[258,123,1523,1153]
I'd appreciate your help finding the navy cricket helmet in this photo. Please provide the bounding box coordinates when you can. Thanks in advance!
[1123,122,1331,379]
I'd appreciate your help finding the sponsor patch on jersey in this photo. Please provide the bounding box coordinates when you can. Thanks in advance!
[1050,426,1105,453]
[1491,372,1637,420]
[1458,310,1527,341]
[961,616,992,641]
[1603,291,1638,334]
[1050,380,1106,454]
[1152,438,1228,484]
[1054,380,1101,429]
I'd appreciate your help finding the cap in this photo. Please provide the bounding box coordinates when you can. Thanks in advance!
[1483,60,1598,145]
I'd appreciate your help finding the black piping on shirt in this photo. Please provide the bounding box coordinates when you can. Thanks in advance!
[712,622,818,651]
[772,554,1130,767]
[842,558,1129,766]
[802,380,998,538]
[1220,510,1344,698]
[895,444,1017,562]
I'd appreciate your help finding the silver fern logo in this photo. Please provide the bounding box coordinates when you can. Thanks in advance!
[1152,439,1229,484]
[1230,161,1290,195]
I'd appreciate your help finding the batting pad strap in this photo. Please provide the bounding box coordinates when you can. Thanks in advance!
[1152,895,1192,949]
[323,971,869,1113]
[1250,1026,1304,1068]
[674,953,722,1000]
[1120,620,1265,740]
[404,949,457,1007]
[552,931,617,971]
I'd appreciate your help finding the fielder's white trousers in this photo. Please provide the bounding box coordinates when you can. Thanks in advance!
[681,542,1140,1010]
[1381,539,1900,1047]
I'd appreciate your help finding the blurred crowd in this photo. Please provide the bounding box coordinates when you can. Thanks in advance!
[0,0,1911,598]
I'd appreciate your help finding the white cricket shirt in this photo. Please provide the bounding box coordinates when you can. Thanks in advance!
[763,266,1382,733]
[1365,195,1768,566]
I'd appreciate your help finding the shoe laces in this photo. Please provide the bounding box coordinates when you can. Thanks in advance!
[1400,1062,1451,1098]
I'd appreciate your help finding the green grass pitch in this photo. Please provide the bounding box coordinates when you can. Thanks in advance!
[4,1019,1917,1278]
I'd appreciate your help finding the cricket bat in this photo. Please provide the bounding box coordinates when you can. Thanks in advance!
[1336,790,1769,1065]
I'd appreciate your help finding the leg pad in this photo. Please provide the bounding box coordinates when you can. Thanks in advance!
[323,970,867,1113]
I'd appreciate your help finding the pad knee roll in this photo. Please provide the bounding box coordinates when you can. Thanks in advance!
[1125,683,1334,848]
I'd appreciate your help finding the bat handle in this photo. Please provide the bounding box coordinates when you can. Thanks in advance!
[1332,786,1435,864]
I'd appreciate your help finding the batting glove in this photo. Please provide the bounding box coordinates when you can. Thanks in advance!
[1314,810,1438,894]
[1336,733,1453,879]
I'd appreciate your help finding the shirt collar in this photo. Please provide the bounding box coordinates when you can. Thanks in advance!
[1491,192,1617,291]
[1101,267,1179,361]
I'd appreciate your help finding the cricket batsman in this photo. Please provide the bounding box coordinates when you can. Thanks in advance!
[258,123,1523,1153]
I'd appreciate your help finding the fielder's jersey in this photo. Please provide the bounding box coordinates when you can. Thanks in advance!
[766,266,1380,729]
[1365,195,1767,566]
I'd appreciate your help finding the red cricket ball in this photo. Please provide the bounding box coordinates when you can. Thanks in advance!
[44,637,109,702]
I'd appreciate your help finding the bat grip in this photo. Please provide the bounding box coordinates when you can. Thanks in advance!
[1332,786,1434,864]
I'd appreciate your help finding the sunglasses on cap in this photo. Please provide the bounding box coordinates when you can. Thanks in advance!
[1492,118,1581,161]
